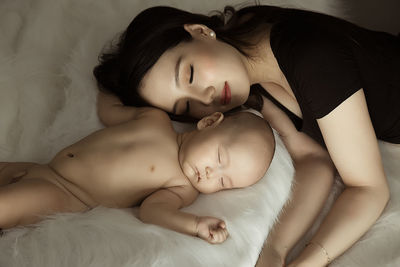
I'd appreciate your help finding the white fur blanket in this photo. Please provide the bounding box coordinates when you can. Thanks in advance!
[0,0,399,266]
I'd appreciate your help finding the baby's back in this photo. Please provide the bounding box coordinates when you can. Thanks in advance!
[49,109,187,208]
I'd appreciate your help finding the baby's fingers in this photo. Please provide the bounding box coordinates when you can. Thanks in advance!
[209,229,229,244]
[223,228,229,238]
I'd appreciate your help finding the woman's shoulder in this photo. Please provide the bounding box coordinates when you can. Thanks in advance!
[273,13,350,46]
[270,14,356,74]
[269,12,363,119]
[270,8,363,49]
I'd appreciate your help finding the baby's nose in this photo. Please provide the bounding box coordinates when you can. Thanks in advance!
[205,166,212,179]
[205,166,221,180]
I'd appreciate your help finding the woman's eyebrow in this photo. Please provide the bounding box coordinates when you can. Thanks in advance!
[172,55,184,114]
[175,55,183,88]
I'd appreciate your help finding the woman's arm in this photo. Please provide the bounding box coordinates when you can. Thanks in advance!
[257,155,335,267]
[289,89,390,267]
[97,91,139,127]
[256,96,336,267]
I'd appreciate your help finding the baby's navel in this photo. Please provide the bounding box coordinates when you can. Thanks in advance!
[67,153,75,158]
[149,165,155,172]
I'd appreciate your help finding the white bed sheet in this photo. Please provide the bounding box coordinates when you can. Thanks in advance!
[0,0,399,266]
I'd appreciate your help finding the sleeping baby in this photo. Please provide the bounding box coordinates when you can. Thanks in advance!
[0,106,274,244]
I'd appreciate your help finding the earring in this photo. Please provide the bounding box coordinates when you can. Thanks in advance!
[210,31,215,37]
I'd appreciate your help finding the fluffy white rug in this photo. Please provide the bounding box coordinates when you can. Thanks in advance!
[0,0,399,266]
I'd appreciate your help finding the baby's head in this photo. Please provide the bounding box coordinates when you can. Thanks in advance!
[178,111,275,194]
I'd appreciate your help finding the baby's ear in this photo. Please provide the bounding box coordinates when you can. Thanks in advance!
[197,112,224,130]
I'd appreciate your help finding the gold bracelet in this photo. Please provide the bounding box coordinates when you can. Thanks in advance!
[306,241,331,264]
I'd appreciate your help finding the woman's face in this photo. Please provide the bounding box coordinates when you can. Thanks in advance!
[139,24,251,118]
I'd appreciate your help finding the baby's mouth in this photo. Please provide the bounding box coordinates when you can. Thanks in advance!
[195,167,201,183]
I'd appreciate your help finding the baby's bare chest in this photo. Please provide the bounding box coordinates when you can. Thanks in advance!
[49,124,185,207]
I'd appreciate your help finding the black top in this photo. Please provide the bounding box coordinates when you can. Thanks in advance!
[268,9,400,147]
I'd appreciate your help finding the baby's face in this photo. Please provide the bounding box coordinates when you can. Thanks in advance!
[178,112,274,194]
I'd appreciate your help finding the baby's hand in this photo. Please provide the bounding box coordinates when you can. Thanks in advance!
[196,216,229,244]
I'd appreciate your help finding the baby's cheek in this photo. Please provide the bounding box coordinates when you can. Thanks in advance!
[181,161,194,177]
[201,187,215,194]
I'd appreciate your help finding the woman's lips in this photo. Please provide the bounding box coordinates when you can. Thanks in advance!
[220,81,232,105]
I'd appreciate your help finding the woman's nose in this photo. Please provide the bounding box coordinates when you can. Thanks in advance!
[186,86,215,105]
[202,86,216,105]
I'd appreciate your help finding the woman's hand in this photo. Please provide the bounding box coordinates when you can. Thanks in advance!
[196,216,229,244]
[255,245,285,267]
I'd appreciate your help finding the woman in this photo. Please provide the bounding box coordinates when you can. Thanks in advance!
[93,5,399,267]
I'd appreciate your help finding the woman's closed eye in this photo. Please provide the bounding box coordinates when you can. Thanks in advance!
[179,65,193,115]
[189,64,194,84]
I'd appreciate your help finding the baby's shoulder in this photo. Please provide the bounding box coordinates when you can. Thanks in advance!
[165,182,199,207]
[136,107,170,122]
[127,107,174,135]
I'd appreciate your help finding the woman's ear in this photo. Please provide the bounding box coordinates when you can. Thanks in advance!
[197,112,224,130]
[183,24,216,39]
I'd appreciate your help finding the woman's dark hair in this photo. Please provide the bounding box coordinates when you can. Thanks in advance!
[93,4,290,121]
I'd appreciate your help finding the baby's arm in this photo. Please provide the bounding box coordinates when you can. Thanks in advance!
[97,91,142,127]
[97,91,136,126]
[139,186,229,244]
[97,91,169,127]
